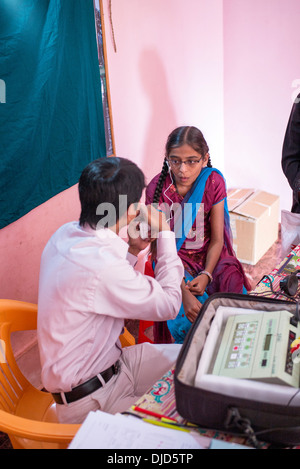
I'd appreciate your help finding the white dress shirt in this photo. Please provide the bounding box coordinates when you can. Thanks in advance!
[37,222,183,393]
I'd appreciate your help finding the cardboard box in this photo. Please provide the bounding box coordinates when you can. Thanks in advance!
[227,188,280,265]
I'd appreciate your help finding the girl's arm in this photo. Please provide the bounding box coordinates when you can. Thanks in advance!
[181,279,202,322]
[204,198,224,273]
[186,199,224,296]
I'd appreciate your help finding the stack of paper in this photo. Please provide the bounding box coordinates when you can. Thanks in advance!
[68,410,210,450]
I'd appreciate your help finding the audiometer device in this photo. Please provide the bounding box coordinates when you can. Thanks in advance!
[195,307,300,406]
[212,310,299,386]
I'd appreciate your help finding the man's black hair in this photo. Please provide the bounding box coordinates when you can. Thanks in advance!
[78,157,145,229]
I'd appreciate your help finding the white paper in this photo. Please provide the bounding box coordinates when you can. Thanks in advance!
[68,410,209,450]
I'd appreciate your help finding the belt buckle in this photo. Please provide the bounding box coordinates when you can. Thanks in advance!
[114,360,120,374]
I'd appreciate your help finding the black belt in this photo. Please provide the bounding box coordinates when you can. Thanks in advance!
[52,362,119,405]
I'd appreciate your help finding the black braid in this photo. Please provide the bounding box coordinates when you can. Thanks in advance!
[150,161,169,260]
[152,159,169,204]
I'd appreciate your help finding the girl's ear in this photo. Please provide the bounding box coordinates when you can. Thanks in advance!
[203,153,210,166]
[164,158,170,173]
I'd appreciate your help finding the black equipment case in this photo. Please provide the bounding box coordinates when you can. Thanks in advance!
[174,293,300,447]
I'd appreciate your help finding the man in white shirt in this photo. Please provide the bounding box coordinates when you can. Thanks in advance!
[37,157,184,424]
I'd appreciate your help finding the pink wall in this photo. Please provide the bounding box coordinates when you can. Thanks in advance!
[102,0,225,184]
[223,0,300,211]
[0,185,80,303]
[0,0,224,303]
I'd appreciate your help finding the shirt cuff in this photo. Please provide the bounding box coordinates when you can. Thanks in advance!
[157,230,174,238]
[126,251,138,267]
[156,231,177,256]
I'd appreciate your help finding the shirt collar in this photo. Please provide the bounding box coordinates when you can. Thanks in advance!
[80,223,129,258]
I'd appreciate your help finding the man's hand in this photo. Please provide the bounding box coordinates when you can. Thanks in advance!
[128,204,169,239]
[139,203,170,236]
[127,221,152,256]
[127,203,170,256]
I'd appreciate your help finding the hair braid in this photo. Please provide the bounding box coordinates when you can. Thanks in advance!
[152,160,169,204]
[149,160,169,261]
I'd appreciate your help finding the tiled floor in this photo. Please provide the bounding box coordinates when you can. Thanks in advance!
[0,229,284,449]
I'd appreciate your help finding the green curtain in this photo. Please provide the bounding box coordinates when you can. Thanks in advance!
[0,0,106,229]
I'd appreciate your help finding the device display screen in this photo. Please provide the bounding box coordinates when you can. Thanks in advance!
[264,334,272,351]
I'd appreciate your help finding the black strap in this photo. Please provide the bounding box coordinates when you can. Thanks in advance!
[52,362,119,405]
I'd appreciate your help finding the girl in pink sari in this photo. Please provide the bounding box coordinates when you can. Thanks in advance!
[146,126,250,343]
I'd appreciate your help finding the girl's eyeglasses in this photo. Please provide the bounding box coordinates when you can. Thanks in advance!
[168,158,203,168]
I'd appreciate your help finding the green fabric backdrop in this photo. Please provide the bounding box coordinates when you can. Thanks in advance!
[0,0,106,229]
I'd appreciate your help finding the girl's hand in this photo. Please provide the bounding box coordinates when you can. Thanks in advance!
[185,274,209,297]
[181,286,202,323]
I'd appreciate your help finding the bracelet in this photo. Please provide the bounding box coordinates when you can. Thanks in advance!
[200,270,213,284]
